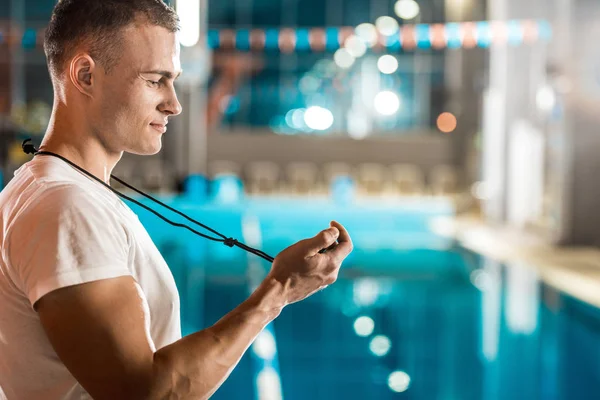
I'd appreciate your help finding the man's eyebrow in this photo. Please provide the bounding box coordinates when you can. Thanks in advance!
[141,70,182,80]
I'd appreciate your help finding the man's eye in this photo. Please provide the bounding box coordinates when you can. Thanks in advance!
[147,80,161,87]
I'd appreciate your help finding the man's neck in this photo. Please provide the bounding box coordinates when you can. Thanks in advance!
[40,115,122,185]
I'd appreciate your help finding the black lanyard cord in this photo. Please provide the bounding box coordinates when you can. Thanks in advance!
[110,174,225,239]
[21,139,275,263]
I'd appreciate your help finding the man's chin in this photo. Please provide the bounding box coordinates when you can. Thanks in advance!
[126,141,162,156]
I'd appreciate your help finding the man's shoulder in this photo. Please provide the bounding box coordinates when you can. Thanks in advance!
[9,180,114,229]
[1,166,79,223]
[31,179,98,205]
[2,157,97,208]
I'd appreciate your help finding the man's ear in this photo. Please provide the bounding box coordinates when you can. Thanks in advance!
[69,53,97,97]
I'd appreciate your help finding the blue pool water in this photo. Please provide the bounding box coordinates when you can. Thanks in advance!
[131,197,600,400]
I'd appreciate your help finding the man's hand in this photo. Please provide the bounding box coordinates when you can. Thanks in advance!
[267,220,353,305]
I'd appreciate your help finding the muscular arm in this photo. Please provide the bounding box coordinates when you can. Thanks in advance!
[36,221,352,400]
[150,276,285,399]
[37,274,285,400]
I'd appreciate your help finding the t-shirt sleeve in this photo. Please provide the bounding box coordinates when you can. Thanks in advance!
[5,184,132,308]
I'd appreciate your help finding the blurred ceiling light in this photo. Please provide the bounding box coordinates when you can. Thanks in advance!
[304,106,334,130]
[176,0,200,47]
[292,108,307,129]
[369,335,391,356]
[353,316,375,337]
[394,0,420,20]
[376,16,399,36]
[374,91,401,115]
[355,23,379,47]
[436,112,457,133]
[377,55,399,74]
[284,109,296,127]
[388,371,411,393]
[299,75,321,93]
[536,85,556,112]
[334,48,355,69]
[345,35,367,58]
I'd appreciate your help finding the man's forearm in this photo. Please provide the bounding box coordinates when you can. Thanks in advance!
[147,277,287,399]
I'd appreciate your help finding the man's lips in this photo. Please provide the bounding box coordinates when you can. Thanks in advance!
[150,123,167,133]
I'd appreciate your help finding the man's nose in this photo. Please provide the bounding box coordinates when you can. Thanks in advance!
[160,87,183,116]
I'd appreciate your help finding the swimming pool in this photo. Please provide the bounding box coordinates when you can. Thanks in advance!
[133,197,600,400]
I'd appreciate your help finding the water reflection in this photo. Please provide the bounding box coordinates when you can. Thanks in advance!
[160,242,600,400]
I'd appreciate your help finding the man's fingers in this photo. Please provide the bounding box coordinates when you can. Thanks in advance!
[326,221,353,261]
[305,227,340,256]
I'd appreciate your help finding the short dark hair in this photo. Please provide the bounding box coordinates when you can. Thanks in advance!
[44,0,179,78]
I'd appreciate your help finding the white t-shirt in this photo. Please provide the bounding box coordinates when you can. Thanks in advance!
[0,156,181,400]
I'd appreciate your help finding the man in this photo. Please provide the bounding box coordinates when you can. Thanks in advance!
[0,1,353,399]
